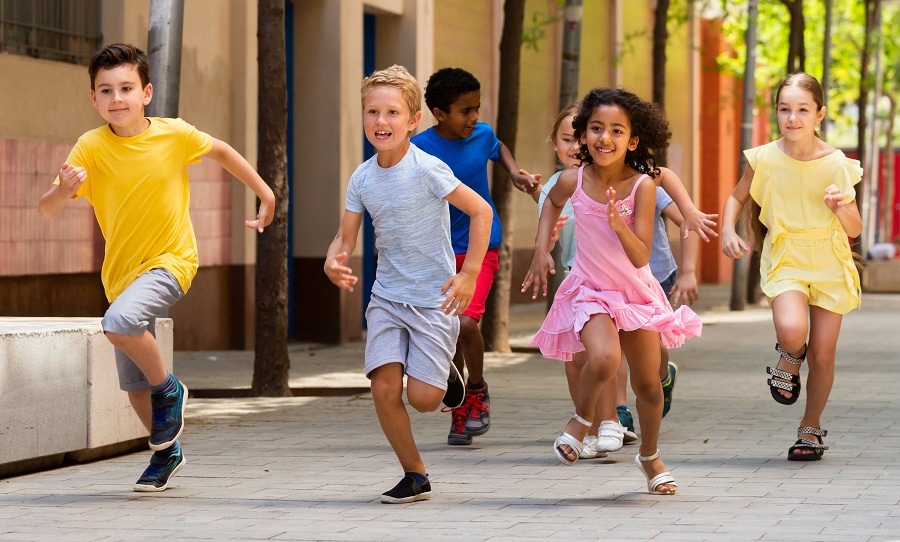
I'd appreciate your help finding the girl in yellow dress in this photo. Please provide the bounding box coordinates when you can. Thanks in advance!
[721,72,862,461]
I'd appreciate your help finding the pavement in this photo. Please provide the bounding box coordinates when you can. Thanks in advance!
[2,284,900,541]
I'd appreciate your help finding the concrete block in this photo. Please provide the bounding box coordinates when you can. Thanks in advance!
[0,317,174,468]
[0,319,91,464]
[862,260,900,292]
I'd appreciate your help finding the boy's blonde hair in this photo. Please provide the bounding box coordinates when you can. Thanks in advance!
[360,65,422,116]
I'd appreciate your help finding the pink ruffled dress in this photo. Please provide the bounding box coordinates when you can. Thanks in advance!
[531,166,702,361]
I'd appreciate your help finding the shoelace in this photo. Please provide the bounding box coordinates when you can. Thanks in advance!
[467,395,490,419]
[451,404,468,433]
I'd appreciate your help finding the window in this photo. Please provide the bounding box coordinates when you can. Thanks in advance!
[0,0,101,66]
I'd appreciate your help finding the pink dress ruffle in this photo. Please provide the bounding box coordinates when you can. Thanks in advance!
[531,273,703,361]
[531,168,702,362]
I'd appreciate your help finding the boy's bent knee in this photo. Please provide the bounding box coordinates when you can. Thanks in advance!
[458,315,480,337]
[406,379,444,412]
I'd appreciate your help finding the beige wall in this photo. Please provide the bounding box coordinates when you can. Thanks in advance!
[0,55,98,143]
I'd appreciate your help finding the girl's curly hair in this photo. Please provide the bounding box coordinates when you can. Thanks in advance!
[572,88,671,178]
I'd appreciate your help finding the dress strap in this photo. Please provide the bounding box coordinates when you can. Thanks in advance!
[627,174,648,200]
[576,165,586,193]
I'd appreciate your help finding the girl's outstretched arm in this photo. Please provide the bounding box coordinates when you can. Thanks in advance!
[522,169,576,299]
[721,166,753,259]
[657,167,718,242]
[608,177,655,268]
[824,185,863,238]
[661,203,700,305]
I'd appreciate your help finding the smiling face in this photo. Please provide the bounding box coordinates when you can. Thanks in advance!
[777,84,826,142]
[90,64,152,136]
[582,104,638,166]
[433,90,480,140]
[553,114,580,169]
[362,84,421,165]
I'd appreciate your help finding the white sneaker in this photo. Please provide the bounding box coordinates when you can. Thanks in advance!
[595,420,625,452]
[579,435,608,459]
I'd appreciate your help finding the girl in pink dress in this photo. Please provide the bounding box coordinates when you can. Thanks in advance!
[523,88,703,495]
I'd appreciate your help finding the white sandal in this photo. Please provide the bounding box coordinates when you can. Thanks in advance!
[634,450,677,495]
[554,412,592,466]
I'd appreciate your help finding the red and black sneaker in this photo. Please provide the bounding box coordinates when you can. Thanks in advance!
[464,380,491,437]
[447,400,472,445]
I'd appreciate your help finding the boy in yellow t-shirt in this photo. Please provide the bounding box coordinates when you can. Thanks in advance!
[37,43,275,492]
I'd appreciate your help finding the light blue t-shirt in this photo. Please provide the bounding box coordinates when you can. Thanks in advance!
[650,186,677,283]
[412,122,502,253]
[345,144,461,308]
[538,171,577,269]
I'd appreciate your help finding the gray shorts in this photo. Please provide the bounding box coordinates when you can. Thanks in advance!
[101,268,184,392]
[364,294,460,390]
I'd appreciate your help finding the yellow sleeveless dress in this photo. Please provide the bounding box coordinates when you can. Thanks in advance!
[746,141,862,315]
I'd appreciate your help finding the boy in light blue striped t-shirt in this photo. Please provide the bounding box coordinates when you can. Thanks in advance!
[324,65,492,504]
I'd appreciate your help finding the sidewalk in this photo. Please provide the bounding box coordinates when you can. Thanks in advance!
[2,286,899,541]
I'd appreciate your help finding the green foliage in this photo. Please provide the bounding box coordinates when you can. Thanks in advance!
[716,0,900,146]
[522,10,560,51]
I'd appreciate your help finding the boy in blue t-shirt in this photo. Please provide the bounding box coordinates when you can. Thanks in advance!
[325,65,491,503]
[412,68,539,445]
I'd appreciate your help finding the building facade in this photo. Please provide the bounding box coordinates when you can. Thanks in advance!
[0,0,740,349]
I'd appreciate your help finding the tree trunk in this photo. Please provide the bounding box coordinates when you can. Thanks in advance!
[482,0,526,353]
[252,0,291,397]
[651,0,670,166]
[731,0,758,311]
[820,0,833,140]
[548,0,583,307]
[880,92,896,242]
[857,0,881,257]
[779,0,805,74]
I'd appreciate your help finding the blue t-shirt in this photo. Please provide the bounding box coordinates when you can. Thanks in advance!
[345,144,461,308]
[649,186,678,283]
[412,122,502,253]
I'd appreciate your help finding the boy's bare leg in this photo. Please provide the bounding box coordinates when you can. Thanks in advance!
[105,331,168,386]
[659,345,670,381]
[616,355,629,405]
[457,315,483,384]
[370,363,427,475]
[128,389,152,431]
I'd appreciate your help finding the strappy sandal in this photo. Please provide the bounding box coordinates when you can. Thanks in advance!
[788,426,828,461]
[634,450,677,495]
[767,343,806,405]
[553,412,592,466]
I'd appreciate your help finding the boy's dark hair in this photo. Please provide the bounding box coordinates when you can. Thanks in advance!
[423,67,481,113]
[88,43,151,90]
[572,87,671,179]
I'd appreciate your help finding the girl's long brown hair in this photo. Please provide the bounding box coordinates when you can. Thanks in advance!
[749,72,825,251]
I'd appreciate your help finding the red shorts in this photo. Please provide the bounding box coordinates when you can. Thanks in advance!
[454,248,500,322]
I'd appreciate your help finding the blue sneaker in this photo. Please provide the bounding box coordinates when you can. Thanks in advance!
[617,405,638,444]
[149,376,188,451]
[133,446,186,492]
[662,362,678,418]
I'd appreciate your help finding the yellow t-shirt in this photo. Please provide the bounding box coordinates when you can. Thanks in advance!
[745,140,862,312]
[57,117,213,301]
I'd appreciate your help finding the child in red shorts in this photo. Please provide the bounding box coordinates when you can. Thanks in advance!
[413,68,539,444]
